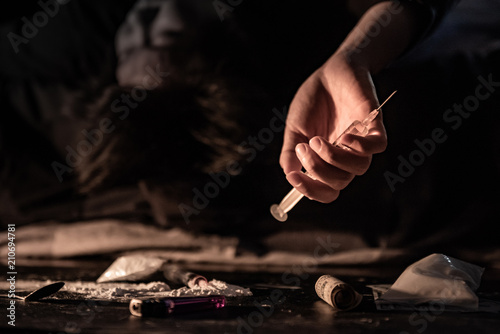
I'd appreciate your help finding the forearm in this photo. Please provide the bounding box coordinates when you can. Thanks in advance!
[336,1,434,73]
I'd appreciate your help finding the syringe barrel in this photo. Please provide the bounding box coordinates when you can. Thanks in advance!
[278,187,305,214]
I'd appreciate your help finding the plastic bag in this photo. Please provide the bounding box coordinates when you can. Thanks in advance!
[97,255,166,283]
[379,253,484,310]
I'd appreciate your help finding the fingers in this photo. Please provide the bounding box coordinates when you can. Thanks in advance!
[279,116,387,203]
[342,133,388,154]
[296,143,356,189]
[308,129,388,176]
[340,120,388,154]
[308,137,372,176]
[280,128,308,174]
[289,131,386,203]
[286,171,340,203]
[279,74,333,174]
[280,148,303,175]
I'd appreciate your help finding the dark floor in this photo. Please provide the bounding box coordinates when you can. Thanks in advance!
[1,258,499,334]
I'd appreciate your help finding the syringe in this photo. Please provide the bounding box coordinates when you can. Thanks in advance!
[270,90,397,222]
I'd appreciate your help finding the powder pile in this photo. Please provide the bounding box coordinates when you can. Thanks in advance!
[63,281,172,300]
[166,279,252,297]
[2,279,252,302]
[64,279,252,301]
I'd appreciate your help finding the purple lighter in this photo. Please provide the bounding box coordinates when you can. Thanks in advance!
[129,295,226,317]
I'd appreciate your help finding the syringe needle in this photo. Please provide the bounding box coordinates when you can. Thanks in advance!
[270,90,397,222]
[377,90,397,111]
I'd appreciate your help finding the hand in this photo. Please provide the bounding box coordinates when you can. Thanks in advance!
[279,52,387,203]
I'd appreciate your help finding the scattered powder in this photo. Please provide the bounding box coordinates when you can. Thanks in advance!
[63,281,172,300]
[165,279,252,297]
[1,279,252,302]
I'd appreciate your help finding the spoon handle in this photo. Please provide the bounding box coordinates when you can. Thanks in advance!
[0,281,65,301]
[0,294,24,300]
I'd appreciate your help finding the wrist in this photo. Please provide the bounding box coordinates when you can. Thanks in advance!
[335,1,432,74]
[318,53,379,117]
[319,51,370,89]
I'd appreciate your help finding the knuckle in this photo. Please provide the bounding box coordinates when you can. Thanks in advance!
[301,181,339,204]
[353,157,372,175]
[353,165,368,175]
[334,174,354,190]
[379,139,388,152]
[305,159,321,175]
[324,150,337,164]
[322,190,340,203]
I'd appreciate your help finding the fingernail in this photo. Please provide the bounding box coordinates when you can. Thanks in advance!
[309,137,322,152]
[295,143,307,159]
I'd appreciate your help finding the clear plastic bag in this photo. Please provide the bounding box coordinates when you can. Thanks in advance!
[97,255,166,283]
[379,253,485,310]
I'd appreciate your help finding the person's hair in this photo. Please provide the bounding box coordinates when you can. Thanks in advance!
[75,16,269,199]
[76,81,251,193]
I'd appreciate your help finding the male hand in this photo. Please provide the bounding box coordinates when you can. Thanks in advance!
[279,53,387,203]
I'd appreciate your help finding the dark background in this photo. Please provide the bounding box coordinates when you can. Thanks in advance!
[1,0,499,263]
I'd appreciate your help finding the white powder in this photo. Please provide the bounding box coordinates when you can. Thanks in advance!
[63,281,172,300]
[165,279,252,297]
[2,279,252,302]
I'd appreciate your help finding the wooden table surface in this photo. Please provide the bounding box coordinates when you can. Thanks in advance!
[2,258,500,334]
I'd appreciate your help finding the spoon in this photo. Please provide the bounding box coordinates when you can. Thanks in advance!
[0,282,65,301]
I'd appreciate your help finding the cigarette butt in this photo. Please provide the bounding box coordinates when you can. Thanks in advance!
[162,264,208,288]
[187,275,209,289]
[315,275,362,311]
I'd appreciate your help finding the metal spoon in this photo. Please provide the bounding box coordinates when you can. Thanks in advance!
[0,282,65,301]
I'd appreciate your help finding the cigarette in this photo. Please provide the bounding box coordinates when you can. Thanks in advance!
[162,264,208,288]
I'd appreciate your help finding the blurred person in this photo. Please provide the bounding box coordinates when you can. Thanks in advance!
[0,0,461,226]
[81,0,461,225]
[0,0,270,234]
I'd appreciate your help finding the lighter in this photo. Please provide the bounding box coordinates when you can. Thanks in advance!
[129,295,226,317]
